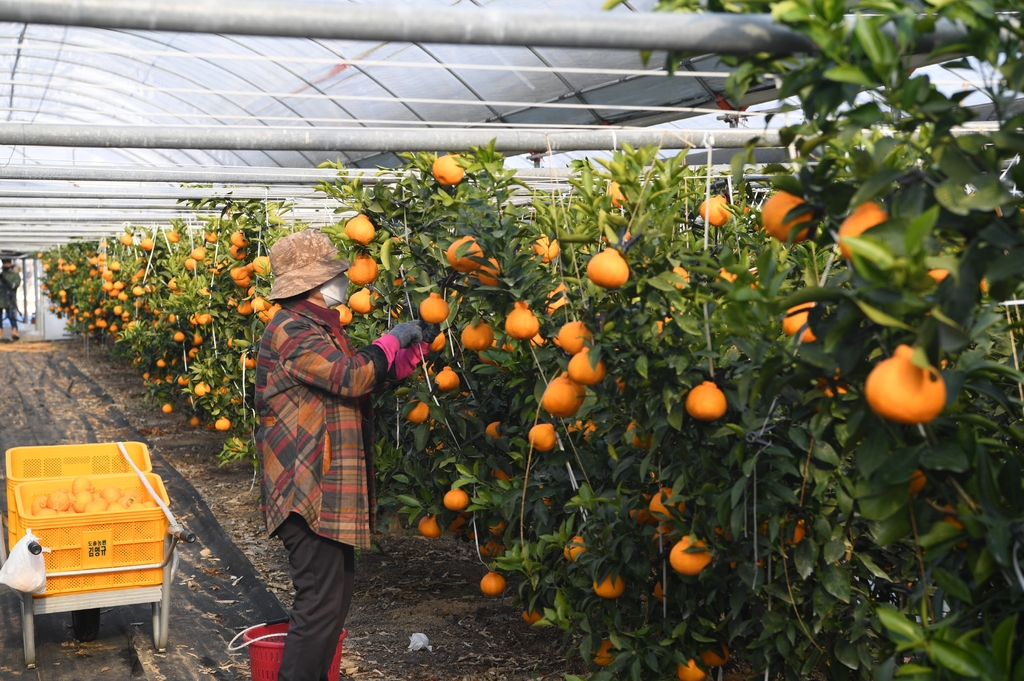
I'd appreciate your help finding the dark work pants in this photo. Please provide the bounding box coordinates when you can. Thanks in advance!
[274,513,356,681]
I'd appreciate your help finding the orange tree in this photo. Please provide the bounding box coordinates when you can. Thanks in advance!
[41,198,292,462]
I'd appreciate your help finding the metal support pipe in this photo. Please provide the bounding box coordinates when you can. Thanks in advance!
[0,124,782,152]
[0,1,966,54]
[0,1,820,53]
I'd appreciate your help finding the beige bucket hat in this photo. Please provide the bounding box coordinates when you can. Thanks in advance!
[268,229,349,300]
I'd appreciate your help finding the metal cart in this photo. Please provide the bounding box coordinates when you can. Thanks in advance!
[0,468,195,668]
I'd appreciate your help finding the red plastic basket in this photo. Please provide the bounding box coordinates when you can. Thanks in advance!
[243,623,346,681]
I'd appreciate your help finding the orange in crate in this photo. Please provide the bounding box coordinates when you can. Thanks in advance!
[12,472,169,597]
[6,442,151,549]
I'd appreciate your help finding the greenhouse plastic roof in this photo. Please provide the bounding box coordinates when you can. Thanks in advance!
[0,0,772,172]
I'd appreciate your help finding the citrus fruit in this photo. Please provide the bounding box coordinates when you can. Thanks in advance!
[587,249,629,289]
[533,235,560,263]
[669,535,712,576]
[528,423,557,451]
[435,366,460,392]
[761,191,812,242]
[607,181,625,207]
[685,381,727,421]
[407,401,430,424]
[567,347,606,385]
[700,644,729,668]
[433,155,464,185]
[345,214,376,245]
[443,488,470,511]
[461,320,494,351]
[593,573,626,599]
[542,373,585,418]
[564,535,586,561]
[505,301,539,340]
[699,195,730,227]
[480,571,506,597]
[446,236,483,272]
[837,201,888,259]
[864,345,946,424]
[418,514,442,538]
[556,321,591,355]
[215,417,232,431]
[593,639,615,666]
[485,421,502,439]
[349,288,373,314]
[676,659,706,681]
[522,610,543,625]
[782,303,817,343]
[649,487,685,520]
[909,469,927,496]
[419,292,450,324]
[347,255,379,285]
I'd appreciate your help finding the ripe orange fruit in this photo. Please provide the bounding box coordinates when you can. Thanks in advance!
[699,195,731,227]
[567,347,606,385]
[435,366,460,392]
[593,639,615,667]
[188,416,201,427]
[533,236,560,263]
[214,417,232,431]
[685,381,727,421]
[672,266,690,288]
[407,401,430,424]
[191,246,207,261]
[173,331,186,342]
[418,514,442,538]
[542,373,586,418]
[505,301,539,340]
[230,231,247,248]
[194,382,211,397]
[480,539,503,557]
[669,535,712,576]
[909,469,927,496]
[347,255,379,285]
[336,304,353,326]
[929,268,950,283]
[419,292,450,324]
[161,403,173,414]
[522,610,543,625]
[838,200,888,259]
[446,236,483,272]
[485,421,502,439]
[184,258,197,271]
[761,191,812,242]
[700,644,729,668]
[649,487,685,520]
[587,249,630,289]
[433,155,464,186]
[349,288,373,314]
[474,258,501,286]
[865,345,946,424]
[528,423,557,452]
[204,231,217,243]
[140,237,155,252]
[72,477,94,495]
[607,181,625,207]
[479,571,506,597]
[443,488,470,511]
[786,519,807,546]
[676,659,706,681]
[119,234,134,246]
[344,214,375,245]
[556,321,591,355]
[546,282,569,315]
[564,535,586,561]
[252,256,271,276]
[782,302,817,343]
[593,573,626,599]
[461,320,494,351]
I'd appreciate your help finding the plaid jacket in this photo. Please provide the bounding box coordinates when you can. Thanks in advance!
[254,299,387,549]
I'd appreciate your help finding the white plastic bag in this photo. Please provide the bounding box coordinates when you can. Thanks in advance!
[0,530,48,594]
[407,633,432,652]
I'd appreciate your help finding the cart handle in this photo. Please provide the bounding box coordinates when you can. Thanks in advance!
[226,617,291,651]
[168,524,196,544]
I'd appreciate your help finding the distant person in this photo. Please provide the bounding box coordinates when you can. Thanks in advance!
[0,260,20,341]
[254,229,435,681]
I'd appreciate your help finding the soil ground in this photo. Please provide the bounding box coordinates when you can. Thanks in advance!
[53,339,579,681]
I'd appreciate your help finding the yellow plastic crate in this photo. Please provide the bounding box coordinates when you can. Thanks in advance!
[12,472,169,597]
[5,442,152,548]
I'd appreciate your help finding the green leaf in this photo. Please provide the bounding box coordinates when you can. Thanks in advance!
[904,205,939,254]
[794,537,816,579]
[933,567,973,604]
[845,236,895,269]
[921,443,970,472]
[856,553,891,581]
[396,494,423,508]
[853,299,914,331]
[928,640,983,677]
[635,355,649,380]
[849,169,903,208]
[876,605,923,642]
[380,236,394,273]
[834,639,860,669]
[821,565,851,602]
[823,64,875,86]
[812,441,841,467]
[992,615,1017,674]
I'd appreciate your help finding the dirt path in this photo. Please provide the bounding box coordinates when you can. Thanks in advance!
[53,340,579,681]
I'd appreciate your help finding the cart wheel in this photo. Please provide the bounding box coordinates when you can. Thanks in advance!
[72,608,101,642]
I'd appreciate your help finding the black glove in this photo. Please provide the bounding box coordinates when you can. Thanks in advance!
[417,320,441,343]
[388,321,424,349]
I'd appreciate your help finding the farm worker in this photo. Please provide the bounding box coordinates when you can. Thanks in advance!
[0,259,21,341]
[255,229,433,681]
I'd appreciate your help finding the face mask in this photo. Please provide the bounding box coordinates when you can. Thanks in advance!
[319,273,349,308]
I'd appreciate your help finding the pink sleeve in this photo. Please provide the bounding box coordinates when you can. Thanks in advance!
[392,342,430,381]
[372,333,401,367]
